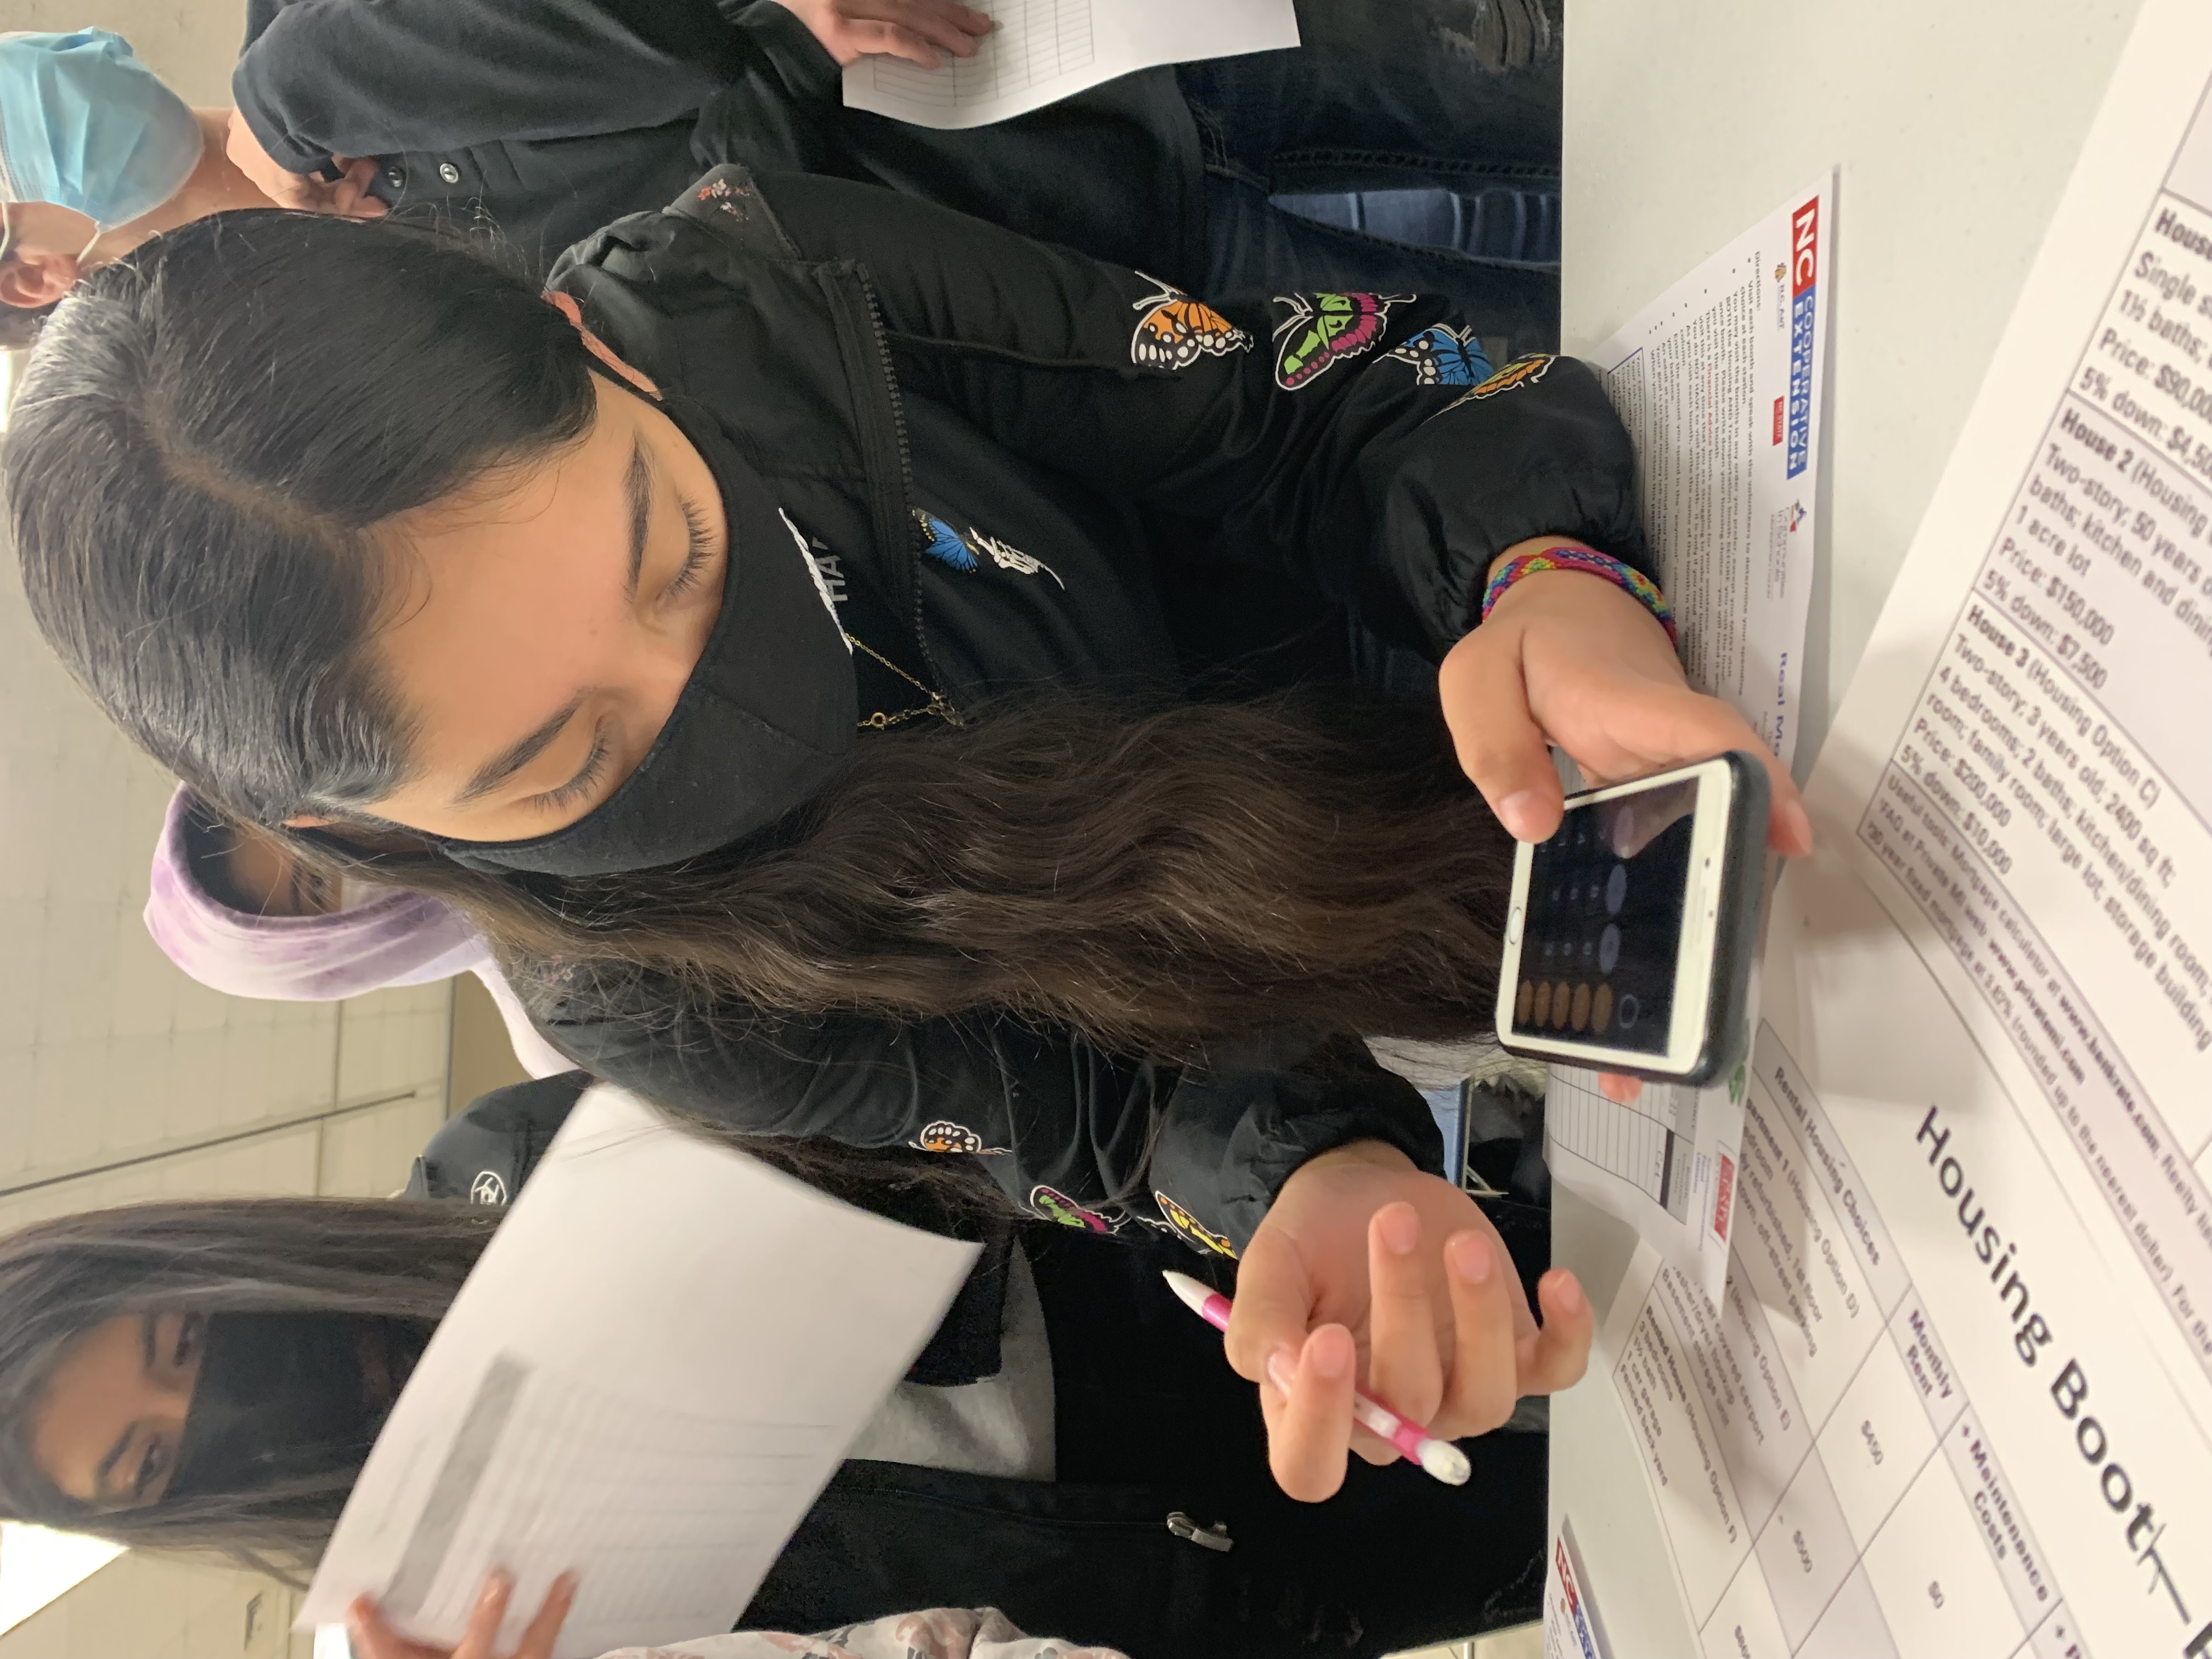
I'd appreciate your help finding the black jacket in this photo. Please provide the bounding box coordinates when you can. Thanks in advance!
[751,1223,1548,1658]
[521,164,1645,1257]
[408,1090,1544,1657]
[234,0,1199,278]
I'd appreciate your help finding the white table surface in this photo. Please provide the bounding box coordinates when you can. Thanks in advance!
[1550,3,2147,1652]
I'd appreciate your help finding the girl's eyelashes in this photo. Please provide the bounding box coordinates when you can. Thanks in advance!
[531,724,614,814]
[662,497,715,605]
[133,1436,168,1499]
[173,1312,202,1369]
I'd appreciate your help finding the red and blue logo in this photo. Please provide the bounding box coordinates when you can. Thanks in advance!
[1787,198,1819,480]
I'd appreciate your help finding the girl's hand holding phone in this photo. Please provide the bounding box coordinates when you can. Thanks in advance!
[1231,1141,1593,1502]
[1440,537,1814,859]
[1446,535,1814,1101]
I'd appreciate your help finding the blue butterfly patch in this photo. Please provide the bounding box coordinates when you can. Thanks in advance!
[1384,324,1492,387]
[912,508,1064,588]
[914,510,979,572]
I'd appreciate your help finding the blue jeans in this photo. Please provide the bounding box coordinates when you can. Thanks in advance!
[1178,0,1562,354]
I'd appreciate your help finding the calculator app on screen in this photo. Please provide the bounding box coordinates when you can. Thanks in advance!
[1506,777,1698,1058]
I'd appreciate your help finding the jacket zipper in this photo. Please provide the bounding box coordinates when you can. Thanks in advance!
[1166,1511,1235,1552]
[840,269,958,708]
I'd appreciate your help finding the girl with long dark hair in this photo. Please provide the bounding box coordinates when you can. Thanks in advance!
[0,1185,1557,1657]
[6,169,1807,1494]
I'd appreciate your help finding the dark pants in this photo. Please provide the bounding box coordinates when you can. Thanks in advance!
[1180,0,1563,356]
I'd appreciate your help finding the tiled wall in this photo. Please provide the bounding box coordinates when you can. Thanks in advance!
[0,543,452,1225]
[0,1553,304,1659]
[3,0,244,103]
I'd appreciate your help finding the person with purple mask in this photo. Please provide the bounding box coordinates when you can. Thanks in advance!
[146,786,573,1079]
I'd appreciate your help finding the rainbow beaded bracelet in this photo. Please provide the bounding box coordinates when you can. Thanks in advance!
[1479,545,1678,646]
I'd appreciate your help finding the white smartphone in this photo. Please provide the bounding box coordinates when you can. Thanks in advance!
[1493,753,1770,1086]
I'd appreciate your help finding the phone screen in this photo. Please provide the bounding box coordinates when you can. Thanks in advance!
[1509,776,1700,1057]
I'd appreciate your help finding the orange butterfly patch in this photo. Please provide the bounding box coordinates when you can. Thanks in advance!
[1129,274,1252,371]
[1154,1190,1238,1258]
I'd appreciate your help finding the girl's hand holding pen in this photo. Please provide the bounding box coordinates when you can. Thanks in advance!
[1229,1141,1594,1502]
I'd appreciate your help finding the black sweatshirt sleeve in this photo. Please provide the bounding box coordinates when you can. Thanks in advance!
[530,967,1442,1258]
[752,171,1648,657]
[233,0,755,173]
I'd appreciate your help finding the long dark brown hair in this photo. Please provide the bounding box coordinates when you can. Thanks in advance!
[9,210,1516,1070]
[296,692,1516,1061]
[0,1197,493,1576]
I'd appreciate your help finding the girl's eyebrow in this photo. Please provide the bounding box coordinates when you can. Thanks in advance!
[622,437,653,598]
[453,692,589,806]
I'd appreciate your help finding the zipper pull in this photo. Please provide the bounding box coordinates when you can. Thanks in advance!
[1165,1511,1234,1553]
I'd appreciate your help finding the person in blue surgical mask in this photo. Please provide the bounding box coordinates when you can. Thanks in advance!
[0,29,309,344]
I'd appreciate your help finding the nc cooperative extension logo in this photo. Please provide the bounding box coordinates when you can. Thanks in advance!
[1787,196,1819,480]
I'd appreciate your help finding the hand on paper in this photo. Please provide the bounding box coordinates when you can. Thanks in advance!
[1441,537,1813,857]
[1227,1140,1592,1501]
[348,1572,577,1659]
[772,0,995,68]
[224,112,387,219]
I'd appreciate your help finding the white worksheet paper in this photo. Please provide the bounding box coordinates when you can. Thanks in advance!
[298,1088,979,1658]
[1545,179,1833,1306]
[1575,3,2212,1656]
[842,0,1299,130]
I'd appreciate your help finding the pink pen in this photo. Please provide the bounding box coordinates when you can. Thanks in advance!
[1161,1270,1472,1486]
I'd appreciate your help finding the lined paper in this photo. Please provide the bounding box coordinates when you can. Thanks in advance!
[299,1088,978,1658]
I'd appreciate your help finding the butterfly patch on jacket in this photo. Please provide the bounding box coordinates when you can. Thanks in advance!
[1384,323,1493,387]
[913,509,1063,588]
[692,174,760,225]
[1436,352,1556,417]
[911,1120,1009,1155]
[1154,1190,1238,1258]
[1128,274,1252,370]
[1030,1183,1121,1234]
[1271,292,1412,390]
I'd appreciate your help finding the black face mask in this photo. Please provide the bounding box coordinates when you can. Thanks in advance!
[432,394,858,877]
[165,1314,421,1501]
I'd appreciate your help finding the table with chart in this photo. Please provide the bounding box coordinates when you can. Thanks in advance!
[1602,1025,2094,1659]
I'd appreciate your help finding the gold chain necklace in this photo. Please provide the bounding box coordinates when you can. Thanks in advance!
[846,634,963,730]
